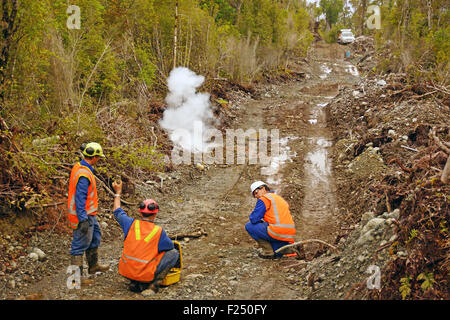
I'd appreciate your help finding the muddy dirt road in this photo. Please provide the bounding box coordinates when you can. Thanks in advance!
[1,42,360,300]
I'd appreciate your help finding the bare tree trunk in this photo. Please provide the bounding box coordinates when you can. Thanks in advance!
[186,19,193,68]
[427,0,432,30]
[229,0,243,25]
[359,0,367,35]
[173,0,178,70]
[401,0,410,48]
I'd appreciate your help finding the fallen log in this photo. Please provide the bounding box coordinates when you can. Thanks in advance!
[169,229,207,240]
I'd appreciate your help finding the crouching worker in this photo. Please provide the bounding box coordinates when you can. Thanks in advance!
[111,180,179,295]
[245,181,296,259]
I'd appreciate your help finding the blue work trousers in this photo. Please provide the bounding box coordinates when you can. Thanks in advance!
[70,215,102,256]
[245,221,290,257]
[155,248,180,277]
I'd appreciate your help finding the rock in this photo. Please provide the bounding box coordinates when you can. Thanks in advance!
[195,163,205,171]
[386,209,400,220]
[101,222,108,229]
[376,79,387,86]
[387,129,396,137]
[212,289,220,296]
[141,288,156,297]
[32,248,46,261]
[360,211,375,224]
[185,273,205,280]
[356,230,374,246]
[8,279,16,289]
[389,234,398,242]
[361,218,385,235]
[385,218,396,226]
[397,251,408,257]
[28,252,39,262]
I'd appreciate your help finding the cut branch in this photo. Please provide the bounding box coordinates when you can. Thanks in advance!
[93,174,138,206]
[169,229,207,240]
[429,127,450,154]
[275,239,338,254]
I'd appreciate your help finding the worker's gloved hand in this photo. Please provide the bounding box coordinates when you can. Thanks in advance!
[78,219,89,235]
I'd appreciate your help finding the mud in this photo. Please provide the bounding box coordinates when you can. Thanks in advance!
[0,42,363,300]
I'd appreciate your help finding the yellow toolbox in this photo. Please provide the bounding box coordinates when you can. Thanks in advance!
[161,241,182,286]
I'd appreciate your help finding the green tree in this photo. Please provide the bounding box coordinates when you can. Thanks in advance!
[319,0,344,30]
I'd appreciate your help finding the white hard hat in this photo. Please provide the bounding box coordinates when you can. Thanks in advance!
[251,181,267,194]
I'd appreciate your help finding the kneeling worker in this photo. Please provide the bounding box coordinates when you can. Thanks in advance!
[111,180,179,294]
[245,181,296,259]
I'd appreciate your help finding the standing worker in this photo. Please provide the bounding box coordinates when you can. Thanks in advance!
[67,142,110,275]
[245,181,296,259]
[111,180,179,295]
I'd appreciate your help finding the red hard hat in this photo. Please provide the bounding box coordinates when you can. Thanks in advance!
[139,199,159,215]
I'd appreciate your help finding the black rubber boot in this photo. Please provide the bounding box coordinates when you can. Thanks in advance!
[85,248,109,274]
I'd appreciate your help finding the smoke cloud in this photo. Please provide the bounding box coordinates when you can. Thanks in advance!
[159,67,218,153]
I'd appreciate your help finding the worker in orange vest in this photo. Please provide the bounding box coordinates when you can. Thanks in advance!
[68,142,109,275]
[245,181,296,259]
[112,180,179,295]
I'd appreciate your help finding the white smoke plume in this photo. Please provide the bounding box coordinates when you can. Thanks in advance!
[159,67,218,153]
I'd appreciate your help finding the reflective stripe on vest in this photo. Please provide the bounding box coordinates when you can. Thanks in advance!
[68,168,97,215]
[67,163,98,229]
[267,228,295,240]
[135,220,141,240]
[134,220,161,242]
[264,194,295,230]
[119,220,164,282]
[264,193,295,241]
[121,253,150,264]
[68,188,96,215]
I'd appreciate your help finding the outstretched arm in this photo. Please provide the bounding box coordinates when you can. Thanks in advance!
[112,180,122,211]
[111,180,134,237]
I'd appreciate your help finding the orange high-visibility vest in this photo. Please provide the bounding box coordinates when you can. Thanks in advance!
[119,219,164,282]
[260,193,296,243]
[67,162,98,229]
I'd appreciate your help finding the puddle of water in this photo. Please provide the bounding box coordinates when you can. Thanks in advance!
[305,137,332,187]
[319,64,332,79]
[260,136,298,189]
[345,64,359,76]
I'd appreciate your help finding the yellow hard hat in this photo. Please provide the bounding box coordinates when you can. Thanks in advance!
[81,142,105,158]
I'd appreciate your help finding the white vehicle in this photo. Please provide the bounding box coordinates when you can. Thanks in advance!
[338,29,355,44]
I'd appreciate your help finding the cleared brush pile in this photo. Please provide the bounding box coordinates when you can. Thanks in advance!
[327,72,449,299]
